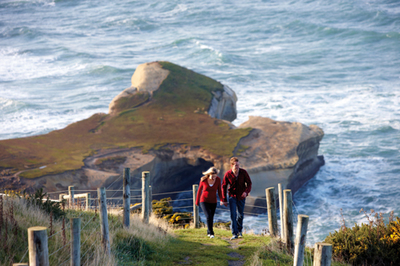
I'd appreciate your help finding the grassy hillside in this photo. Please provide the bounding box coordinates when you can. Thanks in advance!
[0,62,251,179]
[0,194,350,266]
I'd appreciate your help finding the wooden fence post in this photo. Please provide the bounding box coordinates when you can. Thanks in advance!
[28,226,49,266]
[98,187,110,255]
[149,185,153,213]
[68,186,75,208]
[278,183,284,239]
[283,189,294,252]
[141,171,150,223]
[313,243,332,266]
[293,215,309,266]
[193,184,199,228]
[59,194,65,203]
[70,217,81,266]
[123,168,131,228]
[86,193,90,211]
[265,187,278,237]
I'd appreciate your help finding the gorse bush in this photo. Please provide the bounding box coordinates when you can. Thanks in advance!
[325,209,400,265]
[152,198,193,227]
[152,197,173,217]
[24,188,66,219]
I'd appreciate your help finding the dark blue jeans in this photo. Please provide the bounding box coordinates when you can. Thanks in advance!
[229,197,245,236]
[200,202,217,235]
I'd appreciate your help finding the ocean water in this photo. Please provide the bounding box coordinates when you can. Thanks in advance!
[1,0,399,244]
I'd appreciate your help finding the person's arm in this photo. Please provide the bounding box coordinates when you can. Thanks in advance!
[243,170,252,197]
[221,173,228,203]
[217,177,223,205]
[196,182,203,206]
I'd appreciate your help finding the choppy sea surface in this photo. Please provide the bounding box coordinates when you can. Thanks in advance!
[1,0,399,245]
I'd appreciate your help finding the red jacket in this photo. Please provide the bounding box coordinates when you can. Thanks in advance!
[196,176,223,205]
[222,168,252,202]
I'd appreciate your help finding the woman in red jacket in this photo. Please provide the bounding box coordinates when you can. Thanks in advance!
[196,167,223,238]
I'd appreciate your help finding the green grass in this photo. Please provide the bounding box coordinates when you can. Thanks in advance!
[0,196,350,266]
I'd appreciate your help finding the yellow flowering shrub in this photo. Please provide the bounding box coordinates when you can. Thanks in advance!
[325,211,400,265]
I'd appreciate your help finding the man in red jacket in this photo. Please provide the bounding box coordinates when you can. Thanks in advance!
[222,157,252,239]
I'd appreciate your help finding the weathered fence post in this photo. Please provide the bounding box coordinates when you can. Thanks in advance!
[68,186,75,208]
[98,187,110,255]
[278,183,284,239]
[70,217,81,266]
[123,168,131,228]
[313,243,332,266]
[86,193,90,211]
[293,215,309,266]
[193,184,199,228]
[141,171,150,223]
[28,226,49,266]
[265,187,278,237]
[149,185,153,213]
[283,189,294,252]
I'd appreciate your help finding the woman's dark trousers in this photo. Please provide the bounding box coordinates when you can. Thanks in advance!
[200,202,217,235]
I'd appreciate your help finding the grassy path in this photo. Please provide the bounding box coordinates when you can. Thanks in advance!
[144,228,271,265]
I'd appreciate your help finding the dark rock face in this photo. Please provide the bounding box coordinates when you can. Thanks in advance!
[208,85,237,122]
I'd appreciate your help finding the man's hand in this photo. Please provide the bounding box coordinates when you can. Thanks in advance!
[220,201,228,207]
[241,192,247,198]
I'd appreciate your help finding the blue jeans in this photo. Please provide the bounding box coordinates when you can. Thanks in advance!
[229,197,245,236]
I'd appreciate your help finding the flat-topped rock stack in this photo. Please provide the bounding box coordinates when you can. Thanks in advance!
[0,61,324,211]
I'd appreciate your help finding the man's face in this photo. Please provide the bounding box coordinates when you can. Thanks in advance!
[231,161,239,172]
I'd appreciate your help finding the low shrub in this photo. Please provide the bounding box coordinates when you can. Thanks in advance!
[151,198,193,227]
[325,209,400,265]
[24,188,66,219]
[152,197,173,217]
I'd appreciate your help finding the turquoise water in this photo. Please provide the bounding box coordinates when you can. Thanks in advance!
[1,0,399,244]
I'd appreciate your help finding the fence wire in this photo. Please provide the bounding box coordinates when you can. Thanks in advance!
[10,182,317,265]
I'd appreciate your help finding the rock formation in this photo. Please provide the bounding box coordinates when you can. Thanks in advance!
[0,61,324,212]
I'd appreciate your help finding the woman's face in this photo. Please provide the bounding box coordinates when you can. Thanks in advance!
[210,173,217,179]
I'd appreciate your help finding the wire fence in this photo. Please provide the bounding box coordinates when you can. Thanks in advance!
[1,180,317,266]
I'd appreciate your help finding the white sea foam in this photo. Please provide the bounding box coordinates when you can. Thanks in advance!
[194,40,224,60]
[0,107,105,140]
[0,47,87,81]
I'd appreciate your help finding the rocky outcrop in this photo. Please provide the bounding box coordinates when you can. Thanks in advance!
[109,61,237,122]
[109,62,169,114]
[0,61,324,212]
[208,85,237,122]
[235,116,324,210]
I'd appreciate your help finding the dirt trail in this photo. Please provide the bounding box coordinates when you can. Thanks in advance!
[222,237,245,266]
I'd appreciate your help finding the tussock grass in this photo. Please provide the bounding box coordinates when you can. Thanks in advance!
[0,196,350,266]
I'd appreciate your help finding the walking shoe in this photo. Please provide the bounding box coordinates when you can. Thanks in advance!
[238,232,243,238]
[207,234,210,237]
[210,235,215,239]
[231,235,238,240]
